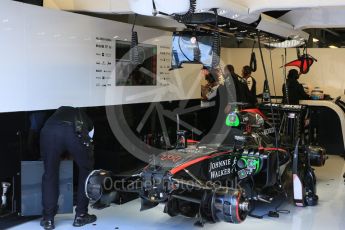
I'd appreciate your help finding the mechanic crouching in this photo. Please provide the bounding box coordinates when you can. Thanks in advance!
[40,106,97,230]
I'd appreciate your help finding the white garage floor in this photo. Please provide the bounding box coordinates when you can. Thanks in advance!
[9,155,345,230]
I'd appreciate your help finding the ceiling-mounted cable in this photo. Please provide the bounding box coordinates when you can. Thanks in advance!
[250,41,257,72]
[257,31,279,150]
[258,31,283,194]
[173,0,197,23]
[131,13,137,32]
[151,0,158,16]
[211,8,221,69]
[296,47,301,59]
[283,48,289,104]
[130,14,140,66]
[268,38,277,101]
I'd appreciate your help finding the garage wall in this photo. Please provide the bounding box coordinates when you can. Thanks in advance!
[0,0,201,113]
[221,48,345,98]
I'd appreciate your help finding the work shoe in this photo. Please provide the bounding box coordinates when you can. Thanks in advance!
[40,219,55,230]
[73,213,97,227]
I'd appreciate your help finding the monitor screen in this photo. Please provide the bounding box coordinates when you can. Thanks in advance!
[116,40,157,86]
[171,31,214,69]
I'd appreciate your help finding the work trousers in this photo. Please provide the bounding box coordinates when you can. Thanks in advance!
[40,123,93,220]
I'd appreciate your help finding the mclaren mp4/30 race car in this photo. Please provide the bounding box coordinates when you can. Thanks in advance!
[85,107,327,226]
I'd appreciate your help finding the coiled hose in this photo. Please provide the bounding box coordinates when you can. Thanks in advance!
[173,0,197,23]
[130,28,140,65]
[211,30,221,68]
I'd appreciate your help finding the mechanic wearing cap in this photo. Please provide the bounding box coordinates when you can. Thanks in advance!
[282,69,310,104]
[40,106,96,230]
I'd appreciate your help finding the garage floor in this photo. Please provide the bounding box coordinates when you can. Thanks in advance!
[9,155,345,230]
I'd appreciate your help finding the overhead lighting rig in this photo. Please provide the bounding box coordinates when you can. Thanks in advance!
[150,0,302,47]
[178,10,286,46]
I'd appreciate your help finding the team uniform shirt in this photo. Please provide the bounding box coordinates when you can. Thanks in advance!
[246,76,254,91]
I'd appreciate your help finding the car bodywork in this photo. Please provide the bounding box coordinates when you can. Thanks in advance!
[85,108,327,226]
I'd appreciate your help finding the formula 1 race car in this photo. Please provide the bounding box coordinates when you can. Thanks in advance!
[85,107,327,226]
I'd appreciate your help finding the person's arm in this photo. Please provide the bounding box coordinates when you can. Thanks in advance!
[242,81,251,104]
[298,83,310,100]
[252,78,257,103]
[78,109,95,148]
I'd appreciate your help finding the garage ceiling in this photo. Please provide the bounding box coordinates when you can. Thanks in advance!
[12,0,345,48]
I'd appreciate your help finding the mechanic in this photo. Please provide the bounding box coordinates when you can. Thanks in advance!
[242,65,257,107]
[201,68,220,103]
[224,64,251,104]
[200,68,223,134]
[282,69,310,104]
[40,106,96,230]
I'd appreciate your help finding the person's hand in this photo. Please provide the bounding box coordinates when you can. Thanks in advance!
[201,69,209,77]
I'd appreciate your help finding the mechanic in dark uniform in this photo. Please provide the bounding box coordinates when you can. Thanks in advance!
[40,106,96,230]
[282,69,310,104]
[241,65,257,107]
[224,64,251,104]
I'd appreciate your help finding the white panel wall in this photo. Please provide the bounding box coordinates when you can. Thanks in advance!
[44,0,131,13]
[0,0,201,112]
[221,48,345,98]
